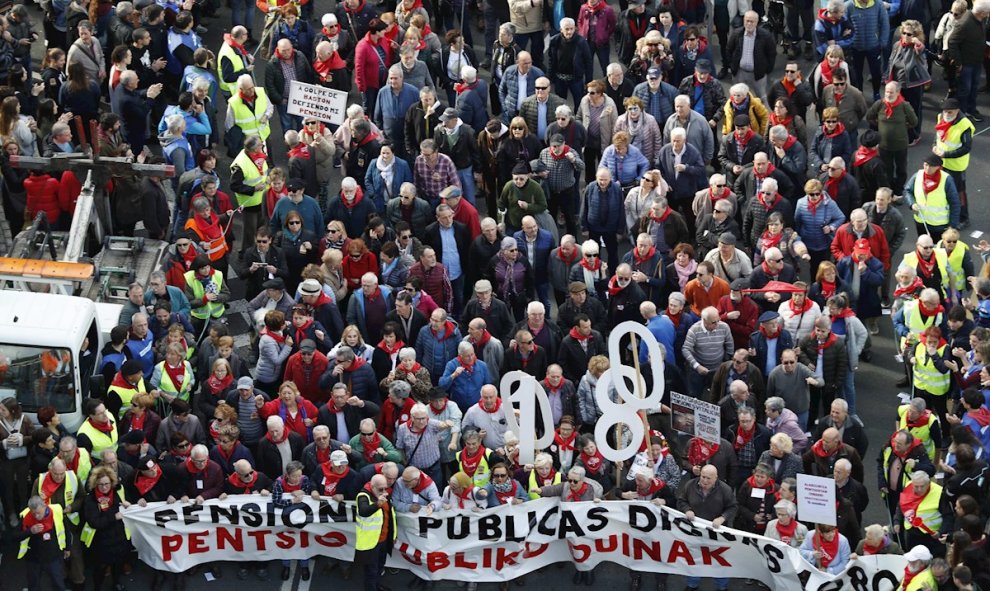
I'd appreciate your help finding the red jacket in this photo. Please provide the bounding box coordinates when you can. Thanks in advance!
[24,174,61,222]
[377,397,415,441]
[283,350,330,405]
[342,251,379,292]
[259,397,320,441]
[716,294,760,349]
[829,222,891,270]
[58,170,83,216]
[353,33,392,92]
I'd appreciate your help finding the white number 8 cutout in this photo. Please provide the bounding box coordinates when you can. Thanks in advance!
[593,321,665,462]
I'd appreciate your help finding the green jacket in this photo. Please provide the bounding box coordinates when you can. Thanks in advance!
[348,434,404,468]
[865,99,918,151]
[497,179,548,229]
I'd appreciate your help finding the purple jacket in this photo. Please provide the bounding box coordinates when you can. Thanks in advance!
[577,2,617,48]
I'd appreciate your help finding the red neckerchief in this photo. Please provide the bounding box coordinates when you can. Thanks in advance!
[535,468,558,487]
[549,145,570,160]
[734,424,756,450]
[479,398,502,414]
[315,445,331,465]
[756,192,781,211]
[458,357,476,374]
[41,472,61,499]
[130,411,147,435]
[649,207,673,223]
[261,327,286,345]
[325,402,346,415]
[754,162,777,181]
[568,327,592,342]
[709,186,731,205]
[636,477,666,497]
[852,146,878,167]
[922,169,941,194]
[883,94,905,118]
[277,47,295,62]
[688,437,719,465]
[769,112,793,129]
[918,300,944,319]
[185,457,207,474]
[782,135,798,150]
[343,0,365,12]
[227,470,259,493]
[357,131,378,147]
[891,432,923,460]
[89,417,114,434]
[815,531,840,568]
[584,0,607,13]
[579,257,602,272]
[288,144,311,161]
[378,339,405,356]
[454,80,479,94]
[823,121,846,138]
[556,248,580,265]
[734,128,755,148]
[313,52,347,80]
[789,296,812,315]
[265,427,288,445]
[826,172,845,201]
[894,277,925,299]
[901,566,921,590]
[95,488,114,511]
[607,275,626,296]
[817,332,838,352]
[863,539,885,555]
[224,33,248,55]
[163,361,185,390]
[319,464,349,495]
[566,481,589,501]
[820,280,836,299]
[398,361,423,375]
[111,371,136,391]
[430,320,457,340]
[898,486,929,533]
[580,448,606,474]
[761,229,785,252]
[279,476,302,493]
[775,519,798,544]
[22,508,54,534]
[341,187,365,209]
[429,399,448,415]
[471,330,492,357]
[346,357,368,372]
[916,250,937,279]
[833,307,856,320]
[135,465,162,495]
[820,58,841,85]
[65,449,81,472]
[761,261,779,277]
[747,474,776,491]
[453,485,476,509]
[460,445,487,475]
[544,377,562,392]
[206,373,233,396]
[553,430,577,452]
[935,116,956,142]
[494,479,520,504]
[759,323,781,339]
[365,286,382,302]
[361,433,382,464]
[906,409,932,429]
[667,309,682,328]
[633,245,657,265]
[293,318,314,344]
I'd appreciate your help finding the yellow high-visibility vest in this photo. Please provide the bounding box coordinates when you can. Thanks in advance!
[79,488,131,546]
[18,504,66,559]
[897,404,938,461]
[35,470,81,525]
[527,469,561,500]
[227,88,272,140]
[912,342,951,397]
[230,150,268,208]
[354,491,396,551]
[912,174,950,227]
[183,270,225,319]
[75,419,118,458]
[935,115,975,172]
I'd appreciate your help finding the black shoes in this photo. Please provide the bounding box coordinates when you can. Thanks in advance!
[301,567,310,581]
[282,567,291,581]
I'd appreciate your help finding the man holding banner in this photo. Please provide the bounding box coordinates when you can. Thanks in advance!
[355,474,396,591]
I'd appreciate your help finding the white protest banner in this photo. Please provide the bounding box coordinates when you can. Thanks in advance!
[287,81,347,125]
[797,474,838,526]
[669,392,721,444]
[122,496,903,590]
[500,371,554,465]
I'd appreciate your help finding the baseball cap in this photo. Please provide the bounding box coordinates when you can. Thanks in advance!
[237,376,254,390]
[330,450,348,466]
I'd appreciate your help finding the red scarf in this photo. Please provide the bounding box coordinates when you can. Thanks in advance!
[580,448,606,474]
[782,135,798,150]
[905,409,932,429]
[817,332,838,352]
[687,437,719,466]
[316,445,331,465]
[761,260,779,278]
[734,128,755,148]
[471,330,492,357]
[781,75,800,96]
[224,33,247,55]
[361,433,382,463]
[667,309,682,328]
[607,275,626,296]
[398,361,423,375]
[410,472,435,494]
[775,519,799,544]
[549,145,571,160]
[756,191,781,211]
[815,531,840,568]
[65,449,81,472]
[862,539,884,555]
[568,327,592,342]
[556,248,580,266]
[22,508,54,534]
[41,472,62,500]
[883,94,905,118]
[185,457,207,474]
[820,280,836,299]
[759,322,781,339]
[341,187,365,209]
[820,58,841,85]
[454,485,476,509]
[88,417,114,434]
[479,398,502,414]
[566,481,589,501]
[922,169,941,194]
[95,489,114,511]
[754,162,777,181]
[916,250,937,279]
[265,428,288,445]
[768,112,793,129]
[901,566,921,590]
[129,410,147,433]
[460,445,487,476]
[454,80,479,94]
[430,320,457,340]
[227,470,259,493]
[458,356,476,374]
[894,277,925,299]
[277,47,295,62]
[429,399,448,415]
[734,424,756,450]
[261,327,286,345]
[633,245,657,265]
[823,121,846,138]
[288,144,311,161]
[553,430,577,452]
[377,338,405,356]
[319,463,350,495]
[636,477,667,498]
[935,116,955,142]
[709,186,731,205]
[747,474,776,492]
[918,300,944,319]
[493,479,520,505]
[313,52,347,80]
[191,211,224,243]
[649,207,673,224]
[134,465,162,495]
[789,297,813,315]
[852,146,878,167]
[579,256,602,272]
[279,476,302,493]
[163,362,186,390]
[206,373,233,396]
[761,229,784,252]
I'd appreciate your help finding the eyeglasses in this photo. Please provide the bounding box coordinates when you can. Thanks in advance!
[587,91,599,95]
[785,69,798,73]
[685,37,697,41]
[833,82,846,87]
[507,247,518,252]
[567,479,581,484]
[586,253,599,258]
[256,239,269,244]
[768,258,783,263]
[519,340,534,345]
[646,42,659,47]
[176,442,191,449]
[492,473,508,479]
[288,220,302,225]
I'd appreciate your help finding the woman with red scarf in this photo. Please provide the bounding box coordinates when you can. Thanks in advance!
[259,381,319,443]
[381,348,434,402]
[440,471,487,510]
[799,523,851,574]
[850,524,902,559]
[82,466,131,591]
[119,392,162,451]
[574,435,613,493]
[341,238,379,294]
[810,107,853,174]
[733,463,778,533]
[809,261,851,309]
[755,211,811,269]
[811,45,850,119]
[767,97,808,149]
[289,305,334,354]
[765,499,808,547]
[185,196,231,278]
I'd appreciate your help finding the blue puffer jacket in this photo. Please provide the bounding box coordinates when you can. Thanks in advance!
[414,321,463,384]
[438,358,492,409]
[793,195,846,252]
[812,9,855,59]
[844,0,889,51]
[582,181,624,233]
[632,81,678,126]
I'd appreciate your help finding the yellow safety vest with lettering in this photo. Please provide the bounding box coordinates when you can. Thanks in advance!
[80,488,131,546]
[354,491,396,551]
[216,42,249,96]
[527,469,562,500]
[228,88,271,140]
[935,115,975,172]
[912,342,951,397]
[154,360,194,401]
[230,150,268,208]
[35,470,80,525]
[75,419,118,458]
[108,377,147,419]
[897,404,938,462]
[183,270,226,319]
[18,504,66,559]
[903,481,944,533]
[457,448,493,489]
[938,240,970,293]
[912,173,949,227]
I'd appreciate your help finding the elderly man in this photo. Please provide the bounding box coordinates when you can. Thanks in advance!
[461,280,514,343]
[879,430,936,519]
[392,466,442,513]
[145,272,191,319]
[374,66,419,160]
[434,115,482,210]
[710,348,766,405]
[346,273,394,344]
[748,246,798,312]
[726,11,777,100]
[657,128,708,231]
[676,465,737,591]
[750,310,795,377]
[512,301,562,361]
[606,263,647,327]
[665,95,715,164]
[393,404,452,484]
[497,51,543,122]
[767,124,808,197]
[558,280,608,335]
[767,349,823,431]
[539,135,584,238]
[408,248,454,315]
[558,315,606,384]
[903,154,960,238]
[718,115,767,185]
[17,495,73,591]
[256,416,305,479]
[704,233,752,284]
[322,346,380,404]
[403,88,442,161]
[715,278,759,349]
[894,471,954,557]
[519,77,564,142]
[813,398,869,458]
[222,377,270,448]
[830,207,892,276]
[454,66,490,134]
[513,216,554,312]
[31,457,85,589]
[354,474,396,591]
[694,176,740,235]
[316,383,380,443]
[724,406,772,487]
[733,151,795,208]
[798,317,848,423]
[717,379,764,428]
[439,342,492,411]
[225,74,272,150]
[415,308,462,384]
[301,425,351,476]
[803,427,864,483]
[834,458,869,522]
[176,444,225,501]
[682,306,734,398]
[413,140,460,207]
[461,385,509,450]
[946,0,990,123]
[387,183,433,240]
[897,397,942,464]
[264,39,313,133]
[463,318,506,385]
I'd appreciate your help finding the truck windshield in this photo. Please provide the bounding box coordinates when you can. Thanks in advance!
[0,345,76,413]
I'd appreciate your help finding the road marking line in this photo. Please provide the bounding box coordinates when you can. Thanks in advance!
[281,563,295,591]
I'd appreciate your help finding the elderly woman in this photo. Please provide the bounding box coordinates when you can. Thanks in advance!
[765,499,808,547]
[184,195,230,277]
[380,347,433,402]
[318,250,348,304]
[757,432,804,483]
[208,404,238,447]
[621,464,677,505]
[341,238,378,294]
[626,434,682,492]
[487,236,535,321]
[259,381,319,443]
[365,140,413,215]
[851,524,903,558]
[888,20,931,143]
[82,466,131,591]
[624,169,670,242]
[722,83,769,136]
[614,97,663,167]
[794,178,845,274]
[767,97,808,149]
[574,435,613,493]
[332,104,383,157]
[441,470,488,510]
[810,107,853,174]
[516,452,561,498]
[800,524,852,575]
[778,282,822,342]
[755,211,811,269]
[811,45,850,115]
[599,130,651,190]
[0,397,35,524]
[808,261,851,308]
[665,243,698,294]
[577,79,618,183]
[539,465,602,584]
[256,310,294,394]
[278,211,319,293]
[764,398,809,454]
[495,117,542,189]
[569,239,610,303]
[575,355,614,430]
[734,462,778,534]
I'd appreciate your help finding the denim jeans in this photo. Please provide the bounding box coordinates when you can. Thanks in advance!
[362,88,379,122]
[456,167,477,205]
[230,0,255,31]
[849,46,883,98]
[483,2,498,59]
[517,32,545,70]
[276,103,300,136]
[958,64,982,115]
[553,76,586,108]
[841,365,856,416]
[686,575,728,590]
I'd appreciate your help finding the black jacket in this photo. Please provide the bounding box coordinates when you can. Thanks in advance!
[317,401,381,442]
[240,246,290,301]
[726,27,777,80]
[385,308,427,349]
[256,431,306,479]
[140,178,171,240]
[558,331,607,384]
[423,221,471,270]
[460,296,515,342]
[434,123,481,170]
[677,75,726,123]
[556,296,608,336]
[264,51,315,105]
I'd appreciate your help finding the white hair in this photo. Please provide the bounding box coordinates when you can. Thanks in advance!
[461,66,477,83]
[266,416,284,430]
[236,74,254,90]
[527,301,545,315]
[670,127,686,140]
[560,17,575,27]
[341,177,358,190]
[729,83,750,96]
[761,177,779,193]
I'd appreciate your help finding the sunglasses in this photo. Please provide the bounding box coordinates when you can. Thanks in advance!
[511,126,524,131]
[768,258,783,263]
[519,340,534,345]
[833,82,846,87]
[305,121,318,126]
[587,91,599,95]
[176,241,191,247]
[567,479,581,484]
[825,119,838,123]
[256,239,269,244]
[808,191,822,196]
[535,86,549,90]
[685,37,697,41]
[493,473,508,479]
[288,220,301,225]
[586,253,599,258]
